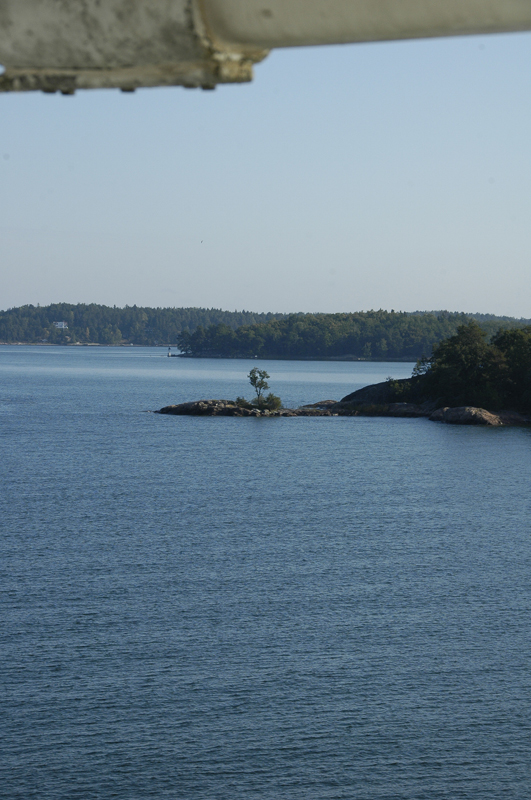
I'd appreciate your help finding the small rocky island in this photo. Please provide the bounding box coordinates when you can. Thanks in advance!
[156,390,529,426]
[157,323,531,426]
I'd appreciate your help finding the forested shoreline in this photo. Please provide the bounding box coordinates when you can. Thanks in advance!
[177,311,531,361]
[2,304,530,361]
[386,320,531,414]
[0,304,286,345]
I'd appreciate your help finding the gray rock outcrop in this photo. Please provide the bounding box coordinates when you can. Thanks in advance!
[429,406,503,425]
[155,396,530,425]
[156,400,328,417]
[341,379,410,405]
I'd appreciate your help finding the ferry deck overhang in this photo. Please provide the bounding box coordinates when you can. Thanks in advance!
[1,0,531,94]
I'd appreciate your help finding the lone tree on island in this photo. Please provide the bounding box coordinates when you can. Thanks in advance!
[235,367,282,411]
[248,367,270,402]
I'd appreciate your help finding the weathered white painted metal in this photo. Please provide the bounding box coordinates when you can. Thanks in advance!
[1,0,531,94]
[202,0,531,49]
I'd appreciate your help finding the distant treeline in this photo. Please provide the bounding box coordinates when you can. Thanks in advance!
[0,304,287,345]
[177,311,531,361]
[2,304,530,360]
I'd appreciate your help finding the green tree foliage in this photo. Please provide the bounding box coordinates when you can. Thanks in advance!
[262,393,282,411]
[491,327,531,411]
[177,310,531,361]
[0,304,286,345]
[237,368,282,410]
[421,321,502,408]
[248,367,270,401]
[418,321,531,412]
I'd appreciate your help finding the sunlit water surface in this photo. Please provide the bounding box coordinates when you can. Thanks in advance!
[1,346,531,800]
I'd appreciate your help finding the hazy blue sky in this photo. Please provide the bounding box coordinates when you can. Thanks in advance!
[1,32,530,316]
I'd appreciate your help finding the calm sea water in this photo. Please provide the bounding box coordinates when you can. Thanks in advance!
[2,346,531,800]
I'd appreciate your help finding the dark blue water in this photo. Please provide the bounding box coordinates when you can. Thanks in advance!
[2,346,531,800]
